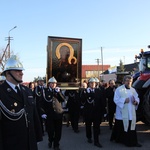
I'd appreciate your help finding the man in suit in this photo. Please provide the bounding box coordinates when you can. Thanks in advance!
[0,55,43,150]
[105,79,116,129]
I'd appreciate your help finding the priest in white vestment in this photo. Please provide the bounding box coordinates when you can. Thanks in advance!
[110,75,142,147]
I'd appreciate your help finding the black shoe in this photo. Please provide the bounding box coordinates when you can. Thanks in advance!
[109,125,113,130]
[94,142,102,148]
[48,142,52,148]
[74,129,79,133]
[54,147,60,150]
[135,143,142,147]
[87,139,93,143]
[110,136,114,141]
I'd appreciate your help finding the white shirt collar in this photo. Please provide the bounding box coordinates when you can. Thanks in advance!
[6,80,20,92]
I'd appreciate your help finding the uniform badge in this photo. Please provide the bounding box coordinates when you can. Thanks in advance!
[11,109,15,113]
[14,102,18,106]
[7,88,11,92]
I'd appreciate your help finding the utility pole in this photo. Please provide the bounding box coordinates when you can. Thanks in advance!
[123,56,125,64]
[101,47,104,80]
[95,58,100,79]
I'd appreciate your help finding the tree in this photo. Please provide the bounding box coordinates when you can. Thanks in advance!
[118,59,125,72]
[0,46,15,74]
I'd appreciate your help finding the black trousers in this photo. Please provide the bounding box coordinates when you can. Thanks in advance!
[47,117,63,148]
[110,119,138,147]
[108,108,115,127]
[69,110,80,131]
[85,117,101,143]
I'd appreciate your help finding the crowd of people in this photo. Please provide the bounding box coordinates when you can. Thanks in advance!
[0,55,142,150]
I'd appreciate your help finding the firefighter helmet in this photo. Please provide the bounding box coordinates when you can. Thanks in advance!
[37,77,44,81]
[48,77,57,83]
[94,77,99,83]
[2,55,24,74]
[0,75,6,81]
[88,77,96,83]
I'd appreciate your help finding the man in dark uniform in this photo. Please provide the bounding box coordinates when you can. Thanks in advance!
[33,77,45,135]
[105,79,116,129]
[0,55,43,150]
[41,77,65,150]
[65,90,80,133]
[81,77,105,148]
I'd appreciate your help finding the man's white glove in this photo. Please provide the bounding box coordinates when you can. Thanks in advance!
[55,87,60,92]
[41,114,47,119]
[80,106,84,109]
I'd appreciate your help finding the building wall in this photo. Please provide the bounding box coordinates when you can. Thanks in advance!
[82,65,110,79]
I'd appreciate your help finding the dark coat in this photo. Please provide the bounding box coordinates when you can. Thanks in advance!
[81,88,105,121]
[105,86,116,113]
[33,86,43,116]
[41,87,65,119]
[65,90,80,112]
[0,81,43,150]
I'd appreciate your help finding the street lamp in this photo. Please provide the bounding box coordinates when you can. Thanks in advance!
[7,26,17,58]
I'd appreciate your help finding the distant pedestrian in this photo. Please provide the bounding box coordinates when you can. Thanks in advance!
[105,79,116,129]
[65,90,80,133]
[33,77,45,135]
[28,81,35,92]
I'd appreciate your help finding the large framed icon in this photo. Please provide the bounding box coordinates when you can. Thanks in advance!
[47,36,82,89]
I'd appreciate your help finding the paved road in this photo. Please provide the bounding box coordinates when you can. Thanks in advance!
[38,121,150,150]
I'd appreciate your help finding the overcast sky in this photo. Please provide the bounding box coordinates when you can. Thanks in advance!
[0,0,150,82]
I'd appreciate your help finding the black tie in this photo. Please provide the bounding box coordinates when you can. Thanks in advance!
[15,86,22,98]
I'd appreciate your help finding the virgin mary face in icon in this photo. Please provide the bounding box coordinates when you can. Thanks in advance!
[59,46,70,63]
[55,43,77,82]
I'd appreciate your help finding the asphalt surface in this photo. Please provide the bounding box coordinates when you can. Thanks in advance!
[38,120,150,150]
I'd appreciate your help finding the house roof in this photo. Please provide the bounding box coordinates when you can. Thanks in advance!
[103,62,139,74]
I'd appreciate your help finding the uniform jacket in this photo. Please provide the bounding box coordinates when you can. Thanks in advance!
[33,86,43,116]
[81,88,105,120]
[0,81,43,150]
[41,87,65,119]
[65,90,81,112]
